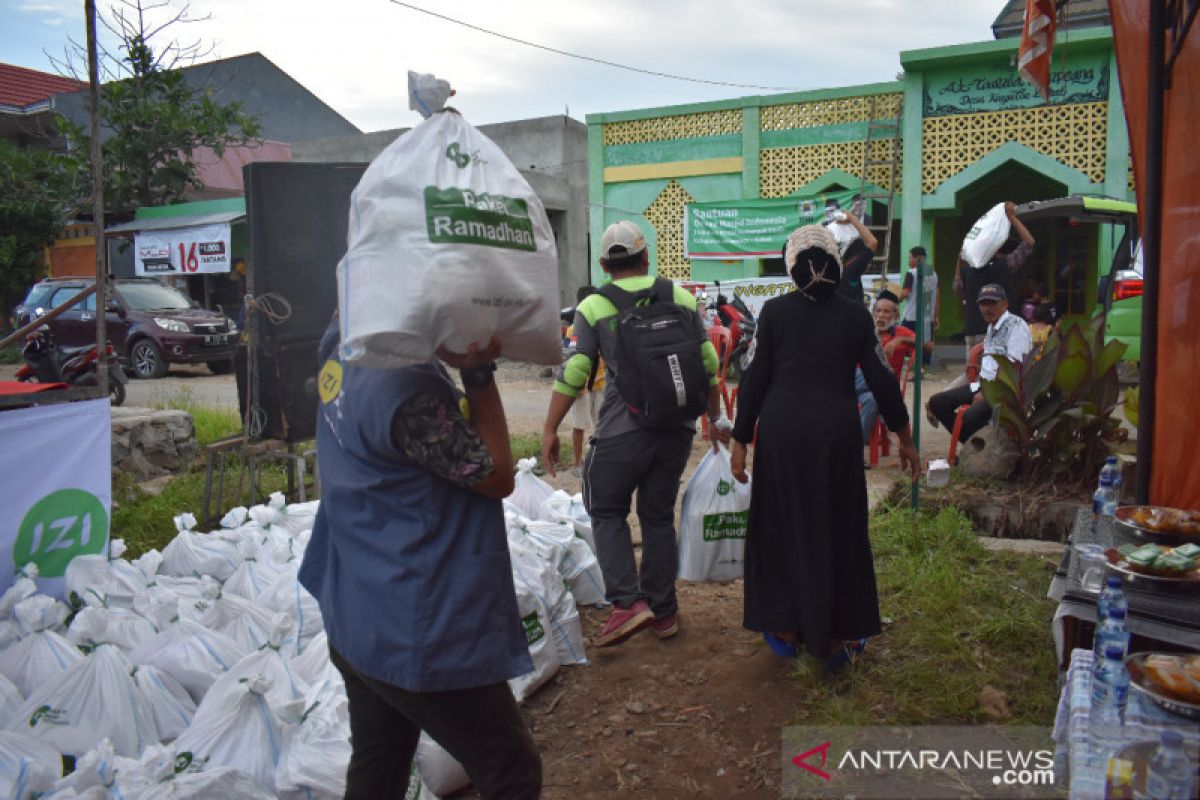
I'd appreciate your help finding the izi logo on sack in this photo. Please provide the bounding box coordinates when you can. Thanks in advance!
[425,187,537,251]
[444,141,484,169]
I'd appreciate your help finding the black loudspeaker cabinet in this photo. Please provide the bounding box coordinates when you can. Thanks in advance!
[240,162,367,442]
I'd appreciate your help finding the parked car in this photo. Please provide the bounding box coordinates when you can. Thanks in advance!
[13,277,238,378]
[1015,195,1141,362]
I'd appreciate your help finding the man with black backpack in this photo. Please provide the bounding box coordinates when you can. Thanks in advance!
[541,221,728,647]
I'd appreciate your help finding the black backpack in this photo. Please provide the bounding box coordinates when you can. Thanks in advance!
[597,278,708,427]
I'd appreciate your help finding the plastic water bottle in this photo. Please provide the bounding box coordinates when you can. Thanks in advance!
[1136,730,1196,800]
[1093,474,1118,518]
[1090,642,1129,758]
[1097,575,1128,628]
[1101,455,1121,491]
[1093,605,1130,661]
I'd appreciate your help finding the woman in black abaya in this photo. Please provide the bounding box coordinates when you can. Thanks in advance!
[730,224,919,670]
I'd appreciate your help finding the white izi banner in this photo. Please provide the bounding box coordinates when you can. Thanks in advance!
[686,274,902,317]
[0,399,112,600]
[134,222,233,275]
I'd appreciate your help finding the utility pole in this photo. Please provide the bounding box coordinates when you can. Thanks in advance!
[86,0,108,398]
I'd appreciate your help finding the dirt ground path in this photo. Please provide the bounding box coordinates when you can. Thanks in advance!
[493,361,958,798]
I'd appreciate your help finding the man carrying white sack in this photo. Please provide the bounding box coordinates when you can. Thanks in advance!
[541,221,729,647]
[300,314,541,799]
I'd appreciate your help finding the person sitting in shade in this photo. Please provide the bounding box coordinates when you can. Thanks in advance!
[856,289,915,460]
[927,283,1032,446]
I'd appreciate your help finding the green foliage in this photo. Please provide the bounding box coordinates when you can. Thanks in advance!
[790,505,1059,725]
[981,318,1127,487]
[67,31,261,218]
[150,385,241,446]
[0,139,87,314]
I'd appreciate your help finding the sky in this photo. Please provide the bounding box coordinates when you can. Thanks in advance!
[2,0,1006,132]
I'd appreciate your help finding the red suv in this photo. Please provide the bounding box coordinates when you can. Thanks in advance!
[14,277,238,379]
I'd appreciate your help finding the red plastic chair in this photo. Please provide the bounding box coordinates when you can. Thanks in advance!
[701,325,733,436]
[947,343,985,465]
[868,353,913,467]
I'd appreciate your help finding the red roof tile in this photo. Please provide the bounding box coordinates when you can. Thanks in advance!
[0,63,87,108]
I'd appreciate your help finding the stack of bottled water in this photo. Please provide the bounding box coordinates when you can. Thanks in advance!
[1093,575,1130,660]
[1090,641,1130,759]
[1135,730,1196,800]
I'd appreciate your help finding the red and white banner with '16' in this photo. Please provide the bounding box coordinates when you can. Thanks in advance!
[134,222,232,276]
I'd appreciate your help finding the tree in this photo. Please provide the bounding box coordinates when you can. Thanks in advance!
[0,140,88,323]
[55,0,262,218]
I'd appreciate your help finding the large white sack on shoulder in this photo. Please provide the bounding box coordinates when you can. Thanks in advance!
[129,590,248,702]
[0,674,22,728]
[415,733,470,798]
[338,110,560,367]
[258,566,323,647]
[161,529,241,581]
[274,693,350,800]
[0,596,81,697]
[677,446,750,583]
[171,674,289,795]
[961,202,1011,269]
[508,576,558,703]
[11,610,160,757]
[197,614,308,719]
[0,730,62,799]
[131,663,196,743]
[828,214,861,256]
[506,458,556,519]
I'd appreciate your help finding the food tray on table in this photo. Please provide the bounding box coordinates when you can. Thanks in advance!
[1115,505,1200,544]
[1126,653,1200,720]
[1105,543,1200,586]
[1103,738,1200,799]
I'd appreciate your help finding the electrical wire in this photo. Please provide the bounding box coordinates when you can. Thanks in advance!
[386,0,805,92]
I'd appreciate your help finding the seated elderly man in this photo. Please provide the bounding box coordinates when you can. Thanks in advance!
[928,283,1032,444]
[857,289,915,455]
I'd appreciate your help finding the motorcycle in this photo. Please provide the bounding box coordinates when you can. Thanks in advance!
[16,326,128,406]
[709,282,757,382]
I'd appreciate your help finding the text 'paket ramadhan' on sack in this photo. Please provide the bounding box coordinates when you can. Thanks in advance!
[424,187,537,252]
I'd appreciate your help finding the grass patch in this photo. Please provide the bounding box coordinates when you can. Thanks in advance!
[510,432,575,472]
[0,344,21,364]
[788,503,1059,726]
[150,386,242,447]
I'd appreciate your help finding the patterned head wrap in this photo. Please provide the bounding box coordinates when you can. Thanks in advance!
[784,224,843,302]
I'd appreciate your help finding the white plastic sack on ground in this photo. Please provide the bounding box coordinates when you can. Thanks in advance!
[539,490,598,555]
[507,527,587,666]
[258,566,323,649]
[508,574,558,703]
[196,577,277,652]
[0,567,41,651]
[337,110,560,367]
[678,445,751,583]
[274,693,350,800]
[0,730,62,799]
[288,631,341,687]
[0,675,22,728]
[0,596,82,697]
[524,519,606,607]
[11,609,159,757]
[130,590,248,702]
[151,576,213,622]
[135,766,275,800]
[70,597,157,654]
[131,664,196,743]
[961,202,1011,269]
[221,506,250,529]
[222,539,283,601]
[45,738,139,798]
[506,458,557,520]
[171,674,294,794]
[198,614,308,717]
[161,527,241,582]
[107,548,164,600]
[415,733,470,798]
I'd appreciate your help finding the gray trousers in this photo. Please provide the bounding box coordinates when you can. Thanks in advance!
[582,426,694,617]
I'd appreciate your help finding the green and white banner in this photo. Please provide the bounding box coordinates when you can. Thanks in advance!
[1,399,112,599]
[685,190,858,260]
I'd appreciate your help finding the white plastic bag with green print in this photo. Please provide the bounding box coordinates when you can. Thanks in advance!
[677,444,751,583]
[337,109,561,367]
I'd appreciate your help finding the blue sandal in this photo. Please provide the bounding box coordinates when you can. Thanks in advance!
[763,632,800,659]
[825,638,868,673]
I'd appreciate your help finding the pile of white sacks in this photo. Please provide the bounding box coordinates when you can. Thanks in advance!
[0,460,603,800]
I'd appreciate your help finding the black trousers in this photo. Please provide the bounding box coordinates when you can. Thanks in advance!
[928,384,992,443]
[329,647,542,800]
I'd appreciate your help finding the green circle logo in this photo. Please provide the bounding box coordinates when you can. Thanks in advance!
[15,489,108,578]
[717,480,732,496]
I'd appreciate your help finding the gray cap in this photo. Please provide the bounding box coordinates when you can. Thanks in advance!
[977,283,1007,303]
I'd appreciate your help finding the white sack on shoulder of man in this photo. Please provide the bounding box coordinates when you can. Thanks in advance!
[337,110,561,367]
